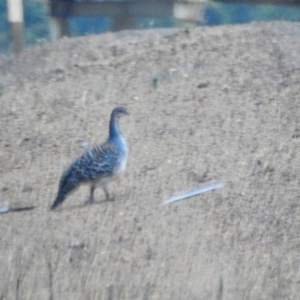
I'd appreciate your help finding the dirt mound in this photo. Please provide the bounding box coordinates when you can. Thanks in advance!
[1,21,300,299]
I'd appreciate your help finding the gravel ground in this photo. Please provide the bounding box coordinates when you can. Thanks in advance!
[1,21,300,299]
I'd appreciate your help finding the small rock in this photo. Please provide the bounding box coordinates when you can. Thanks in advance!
[53,68,64,74]
[80,141,89,148]
[197,82,209,89]
[121,250,135,263]
[264,164,275,174]
[22,185,33,193]
[69,241,85,249]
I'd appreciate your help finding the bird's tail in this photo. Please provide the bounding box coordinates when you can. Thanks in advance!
[51,189,68,210]
[51,162,79,210]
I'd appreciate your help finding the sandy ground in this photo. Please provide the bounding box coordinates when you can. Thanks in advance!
[1,21,300,299]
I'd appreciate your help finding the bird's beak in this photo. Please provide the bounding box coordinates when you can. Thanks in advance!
[125,110,130,115]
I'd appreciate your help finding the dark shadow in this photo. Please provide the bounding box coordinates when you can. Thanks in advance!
[0,206,36,214]
[51,199,111,212]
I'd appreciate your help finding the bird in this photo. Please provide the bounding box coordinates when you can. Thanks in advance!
[51,107,129,210]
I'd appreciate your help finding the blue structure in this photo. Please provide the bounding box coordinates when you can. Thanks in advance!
[48,0,203,39]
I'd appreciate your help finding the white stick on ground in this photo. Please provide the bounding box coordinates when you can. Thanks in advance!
[0,207,9,214]
[164,181,225,205]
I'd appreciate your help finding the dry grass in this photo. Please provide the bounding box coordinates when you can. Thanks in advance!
[1,21,300,299]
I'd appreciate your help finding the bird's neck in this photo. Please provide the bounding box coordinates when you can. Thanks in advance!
[108,116,122,143]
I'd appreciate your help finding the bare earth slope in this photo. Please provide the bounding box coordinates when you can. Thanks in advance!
[1,21,300,299]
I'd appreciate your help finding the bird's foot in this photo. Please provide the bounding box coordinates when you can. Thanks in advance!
[84,197,94,205]
[107,194,116,202]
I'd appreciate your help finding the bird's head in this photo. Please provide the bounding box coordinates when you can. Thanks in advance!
[111,107,129,119]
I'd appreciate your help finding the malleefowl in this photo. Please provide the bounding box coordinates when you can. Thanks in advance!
[51,107,129,210]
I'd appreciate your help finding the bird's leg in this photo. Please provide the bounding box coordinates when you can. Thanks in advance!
[103,186,115,201]
[88,185,95,204]
[103,186,110,201]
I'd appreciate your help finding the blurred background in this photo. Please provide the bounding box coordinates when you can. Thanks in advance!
[2,1,300,54]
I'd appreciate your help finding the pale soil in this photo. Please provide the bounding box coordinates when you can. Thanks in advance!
[1,21,300,299]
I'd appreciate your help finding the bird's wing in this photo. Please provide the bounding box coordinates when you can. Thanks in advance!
[77,144,120,179]
[85,144,120,179]
[58,144,119,191]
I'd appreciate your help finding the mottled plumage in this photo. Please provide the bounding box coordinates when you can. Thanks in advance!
[51,107,129,210]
